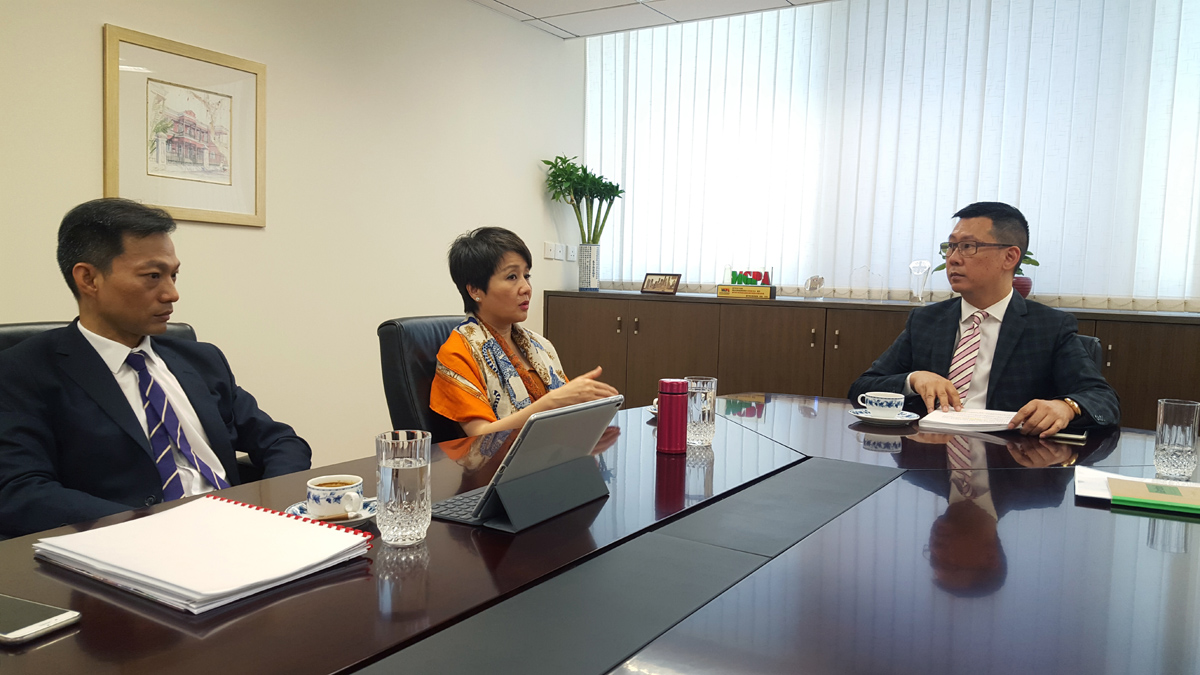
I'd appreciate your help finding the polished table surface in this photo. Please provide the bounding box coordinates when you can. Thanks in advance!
[0,409,800,674]
[612,395,1199,675]
[2,394,1188,674]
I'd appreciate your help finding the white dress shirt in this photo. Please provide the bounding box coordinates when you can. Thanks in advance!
[906,289,1013,409]
[78,323,227,496]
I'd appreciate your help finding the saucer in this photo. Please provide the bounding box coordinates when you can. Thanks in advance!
[648,405,658,416]
[285,497,377,527]
[849,408,919,427]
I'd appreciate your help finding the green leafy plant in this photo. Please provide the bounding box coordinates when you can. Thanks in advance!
[934,249,1040,276]
[543,155,623,245]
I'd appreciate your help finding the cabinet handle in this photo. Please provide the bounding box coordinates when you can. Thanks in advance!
[633,317,639,335]
[810,328,816,348]
[833,329,840,350]
[1106,343,1112,368]
[616,316,622,334]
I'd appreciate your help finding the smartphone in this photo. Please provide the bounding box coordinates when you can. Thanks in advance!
[0,594,80,645]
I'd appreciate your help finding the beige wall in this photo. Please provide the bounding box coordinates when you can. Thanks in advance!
[0,0,585,466]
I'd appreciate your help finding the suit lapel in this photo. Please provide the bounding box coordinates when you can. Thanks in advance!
[933,298,962,375]
[153,340,237,477]
[988,292,1027,408]
[55,323,152,457]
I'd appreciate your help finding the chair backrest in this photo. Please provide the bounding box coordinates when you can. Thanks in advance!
[0,321,197,352]
[1077,334,1103,370]
[377,316,466,444]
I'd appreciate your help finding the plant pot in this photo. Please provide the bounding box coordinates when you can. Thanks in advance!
[578,244,600,292]
[1012,276,1032,298]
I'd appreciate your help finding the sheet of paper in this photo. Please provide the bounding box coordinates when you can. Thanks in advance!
[1074,466,1200,501]
[918,409,1018,431]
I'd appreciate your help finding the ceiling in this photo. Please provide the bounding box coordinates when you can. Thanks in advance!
[470,0,827,39]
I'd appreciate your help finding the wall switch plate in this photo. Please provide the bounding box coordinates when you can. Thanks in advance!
[567,245,578,262]
[544,241,556,259]
[554,243,566,260]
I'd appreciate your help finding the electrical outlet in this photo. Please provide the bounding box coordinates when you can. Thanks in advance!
[567,245,578,262]
[554,243,566,260]
[544,241,555,260]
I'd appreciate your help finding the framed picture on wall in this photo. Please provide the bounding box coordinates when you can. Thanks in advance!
[641,273,681,295]
[103,25,266,227]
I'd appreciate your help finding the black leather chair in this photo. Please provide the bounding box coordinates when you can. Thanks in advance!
[1077,334,1103,370]
[378,316,466,444]
[0,320,264,484]
[0,321,196,352]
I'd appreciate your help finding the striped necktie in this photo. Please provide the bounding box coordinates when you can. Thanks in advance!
[948,310,989,400]
[946,435,981,500]
[125,351,229,500]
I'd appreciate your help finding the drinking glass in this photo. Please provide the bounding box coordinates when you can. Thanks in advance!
[376,430,432,547]
[1154,399,1200,480]
[686,376,717,446]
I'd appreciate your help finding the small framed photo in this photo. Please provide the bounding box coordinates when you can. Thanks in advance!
[641,273,681,295]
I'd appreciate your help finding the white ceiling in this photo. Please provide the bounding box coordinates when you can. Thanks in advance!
[470,0,827,39]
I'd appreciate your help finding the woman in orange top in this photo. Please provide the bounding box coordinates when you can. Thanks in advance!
[430,227,619,437]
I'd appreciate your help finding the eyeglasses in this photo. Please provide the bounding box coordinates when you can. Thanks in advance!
[939,241,1017,257]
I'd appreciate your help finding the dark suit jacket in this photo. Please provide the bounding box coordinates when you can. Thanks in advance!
[848,293,1119,427]
[0,322,311,538]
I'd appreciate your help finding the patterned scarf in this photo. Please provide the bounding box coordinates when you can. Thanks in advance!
[440,315,568,420]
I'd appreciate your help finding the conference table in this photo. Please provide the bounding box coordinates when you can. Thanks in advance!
[1,394,1196,674]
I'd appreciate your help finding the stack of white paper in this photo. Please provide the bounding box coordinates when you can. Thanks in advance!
[918,409,1018,433]
[33,496,372,614]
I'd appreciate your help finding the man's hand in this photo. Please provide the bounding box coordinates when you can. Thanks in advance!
[1006,436,1074,467]
[1008,399,1075,437]
[909,371,962,413]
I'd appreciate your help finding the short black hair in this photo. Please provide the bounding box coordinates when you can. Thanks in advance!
[57,198,177,299]
[953,201,1029,258]
[448,227,533,314]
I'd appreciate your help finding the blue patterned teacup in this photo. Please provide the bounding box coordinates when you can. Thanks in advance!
[857,392,905,418]
[858,433,902,453]
[306,474,364,518]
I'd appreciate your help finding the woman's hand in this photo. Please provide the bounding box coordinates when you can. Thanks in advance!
[542,366,620,409]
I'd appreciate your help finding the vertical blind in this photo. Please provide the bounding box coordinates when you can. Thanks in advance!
[585,0,1200,312]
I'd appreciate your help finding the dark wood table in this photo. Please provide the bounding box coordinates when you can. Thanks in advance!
[610,395,1198,675]
[0,409,800,674]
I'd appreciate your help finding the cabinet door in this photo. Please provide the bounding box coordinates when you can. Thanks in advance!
[1094,321,1200,430]
[624,300,721,408]
[543,296,629,396]
[718,305,826,396]
[822,309,911,398]
[1076,319,1096,336]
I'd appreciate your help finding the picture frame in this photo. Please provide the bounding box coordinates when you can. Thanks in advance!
[641,273,681,295]
[103,25,266,227]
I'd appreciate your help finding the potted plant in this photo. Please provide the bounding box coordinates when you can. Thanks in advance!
[543,155,623,291]
[934,249,1040,298]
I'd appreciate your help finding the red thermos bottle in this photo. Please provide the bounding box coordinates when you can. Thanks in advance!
[657,378,688,454]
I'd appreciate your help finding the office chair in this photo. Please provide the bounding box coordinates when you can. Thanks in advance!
[378,316,467,444]
[0,320,264,484]
[1077,334,1103,371]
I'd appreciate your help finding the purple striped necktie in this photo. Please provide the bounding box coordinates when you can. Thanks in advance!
[126,351,229,501]
[946,435,980,499]
[948,310,989,401]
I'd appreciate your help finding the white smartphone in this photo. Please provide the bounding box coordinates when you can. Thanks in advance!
[0,594,80,645]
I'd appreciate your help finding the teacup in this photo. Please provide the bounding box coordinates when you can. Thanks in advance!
[306,474,364,518]
[857,391,905,418]
[857,433,902,453]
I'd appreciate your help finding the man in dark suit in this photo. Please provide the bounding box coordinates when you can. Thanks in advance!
[0,199,311,538]
[849,202,1119,435]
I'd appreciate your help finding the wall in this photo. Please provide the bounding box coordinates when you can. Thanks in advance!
[0,0,585,465]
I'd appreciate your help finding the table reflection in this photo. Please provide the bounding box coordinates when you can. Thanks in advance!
[718,393,1146,469]
[616,466,1200,675]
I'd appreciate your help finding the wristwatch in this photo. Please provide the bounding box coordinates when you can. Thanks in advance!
[1061,397,1082,418]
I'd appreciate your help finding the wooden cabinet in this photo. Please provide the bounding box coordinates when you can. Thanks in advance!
[718,305,825,396]
[543,296,719,408]
[822,309,910,398]
[545,291,1200,431]
[1094,321,1200,430]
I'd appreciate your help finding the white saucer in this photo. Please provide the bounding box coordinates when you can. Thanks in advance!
[849,408,919,427]
[285,497,377,527]
[648,405,658,416]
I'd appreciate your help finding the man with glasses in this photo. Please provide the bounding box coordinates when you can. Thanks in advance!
[849,202,1119,436]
